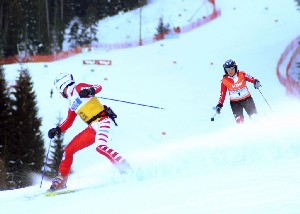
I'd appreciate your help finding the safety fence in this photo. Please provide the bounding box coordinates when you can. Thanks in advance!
[276,35,300,98]
[0,1,220,65]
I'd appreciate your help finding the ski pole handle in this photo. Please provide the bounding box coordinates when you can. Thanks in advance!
[211,113,217,121]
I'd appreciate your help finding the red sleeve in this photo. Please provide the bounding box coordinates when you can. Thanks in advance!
[218,81,227,105]
[59,109,77,132]
[92,84,102,94]
[241,71,256,83]
[75,83,102,94]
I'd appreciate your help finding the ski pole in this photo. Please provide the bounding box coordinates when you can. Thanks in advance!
[98,96,165,110]
[258,88,273,111]
[40,139,52,188]
[211,113,217,121]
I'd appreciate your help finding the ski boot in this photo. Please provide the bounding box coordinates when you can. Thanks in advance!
[50,175,68,190]
[116,159,133,175]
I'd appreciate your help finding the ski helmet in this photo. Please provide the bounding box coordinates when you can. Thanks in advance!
[54,73,75,94]
[223,59,237,74]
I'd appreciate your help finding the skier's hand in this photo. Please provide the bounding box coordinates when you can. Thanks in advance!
[215,103,223,114]
[254,79,261,89]
[48,127,61,139]
[79,87,96,98]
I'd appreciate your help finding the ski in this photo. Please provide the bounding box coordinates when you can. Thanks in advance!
[25,168,145,200]
[24,187,85,199]
[44,189,76,197]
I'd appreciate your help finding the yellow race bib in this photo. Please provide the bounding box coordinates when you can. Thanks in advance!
[76,97,104,122]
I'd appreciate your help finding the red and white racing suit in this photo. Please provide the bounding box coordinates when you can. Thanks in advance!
[58,83,130,176]
[218,71,258,123]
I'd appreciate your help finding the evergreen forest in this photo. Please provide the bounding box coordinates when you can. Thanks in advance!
[0,0,147,58]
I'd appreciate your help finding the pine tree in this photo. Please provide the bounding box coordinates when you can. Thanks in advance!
[3,0,23,57]
[154,17,170,40]
[1,0,148,57]
[0,65,12,189]
[67,4,99,49]
[68,21,81,48]
[0,159,7,190]
[8,68,45,189]
[19,0,40,55]
[46,115,65,177]
[156,17,170,35]
[296,0,300,8]
[0,65,9,158]
[81,5,99,46]
[36,0,51,54]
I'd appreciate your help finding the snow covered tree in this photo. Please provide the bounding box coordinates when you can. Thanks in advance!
[67,15,98,49]
[68,21,81,48]
[81,5,99,45]
[7,68,45,189]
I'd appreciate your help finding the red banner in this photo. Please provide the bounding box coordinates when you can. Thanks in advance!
[83,60,112,65]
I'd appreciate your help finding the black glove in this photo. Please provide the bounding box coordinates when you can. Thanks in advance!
[79,87,96,98]
[104,105,118,126]
[254,79,261,89]
[48,127,61,139]
[215,103,223,114]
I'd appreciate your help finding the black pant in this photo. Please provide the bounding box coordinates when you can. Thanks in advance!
[230,96,257,121]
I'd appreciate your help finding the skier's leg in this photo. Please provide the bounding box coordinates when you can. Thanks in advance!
[59,126,96,176]
[243,96,258,119]
[96,144,132,174]
[51,126,96,190]
[230,101,244,124]
[93,118,132,174]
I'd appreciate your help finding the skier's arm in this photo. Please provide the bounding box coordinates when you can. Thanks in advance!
[92,84,102,94]
[48,109,76,139]
[244,72,256,83]
[244,72,260,89]
[77,83,102,97]
[218,82,227,105]
[59,109,77,132]
[215,82,227,114]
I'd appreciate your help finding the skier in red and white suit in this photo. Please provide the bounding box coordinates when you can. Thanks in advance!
[215,59,261,124]
[48,73,131,190]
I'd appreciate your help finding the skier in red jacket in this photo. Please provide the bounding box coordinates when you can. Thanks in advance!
[48,73,132,190]
[215,59,261,124]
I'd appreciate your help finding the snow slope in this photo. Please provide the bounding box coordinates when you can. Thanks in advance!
[1,0,300,213]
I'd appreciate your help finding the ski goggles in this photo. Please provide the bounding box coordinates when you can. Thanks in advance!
[225,66,235,72]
